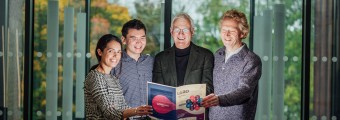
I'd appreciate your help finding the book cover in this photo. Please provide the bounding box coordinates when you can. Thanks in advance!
[147,82,206,120]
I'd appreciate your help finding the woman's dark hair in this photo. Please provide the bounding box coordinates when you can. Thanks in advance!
[95,34,122,62]
[89,34,123,74]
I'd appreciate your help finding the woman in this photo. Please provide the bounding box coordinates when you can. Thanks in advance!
[202,9,262,120]
[84,34,152,120]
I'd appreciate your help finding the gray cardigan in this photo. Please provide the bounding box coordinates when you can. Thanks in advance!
[209,44,262,120]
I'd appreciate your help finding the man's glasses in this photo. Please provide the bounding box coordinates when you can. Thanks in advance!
[172,28,190,34]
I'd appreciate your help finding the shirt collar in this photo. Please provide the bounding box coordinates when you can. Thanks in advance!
[225,44,245,56]
[121,50,148,62]
[224,43,245,63]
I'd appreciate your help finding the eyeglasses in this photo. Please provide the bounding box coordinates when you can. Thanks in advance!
[172,28,190,33]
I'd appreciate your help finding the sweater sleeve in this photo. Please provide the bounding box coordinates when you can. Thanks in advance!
[218,57,262,107]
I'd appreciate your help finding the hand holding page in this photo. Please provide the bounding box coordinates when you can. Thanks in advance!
[147,82,206,120]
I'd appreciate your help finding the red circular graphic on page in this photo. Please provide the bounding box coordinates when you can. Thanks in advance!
[152,95,176,114]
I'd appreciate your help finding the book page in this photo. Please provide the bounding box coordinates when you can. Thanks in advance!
[147,82,206,120]
[176,84,206,120]
[147,82,177,119]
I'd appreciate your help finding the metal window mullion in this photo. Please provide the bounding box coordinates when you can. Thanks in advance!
[164,0,172,49]
[302,0,311,119]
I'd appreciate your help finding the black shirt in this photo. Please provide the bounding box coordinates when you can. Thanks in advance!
[175,43,191,86]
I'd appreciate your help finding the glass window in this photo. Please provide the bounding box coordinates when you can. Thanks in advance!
[172,0,250,52]
[1,0,339,119]
[31,0,165,119]
[172,0,303,119]
[0,0,26,119]
[172,0,302,119]
[310,0,340,119]
[253,0,303,119]
[89,0,164,68]
[33,0,86,119]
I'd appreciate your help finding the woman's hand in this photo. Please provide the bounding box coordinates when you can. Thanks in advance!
[135,105,153,116]
[201,93,219,108]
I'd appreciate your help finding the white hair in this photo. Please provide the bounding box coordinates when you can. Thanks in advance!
[170,13,195,33]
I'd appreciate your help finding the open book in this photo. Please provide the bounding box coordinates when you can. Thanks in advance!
[147,82,206,120]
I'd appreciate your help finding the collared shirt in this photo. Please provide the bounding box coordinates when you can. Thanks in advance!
[225,45,245,63]
[112,51,154,108]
